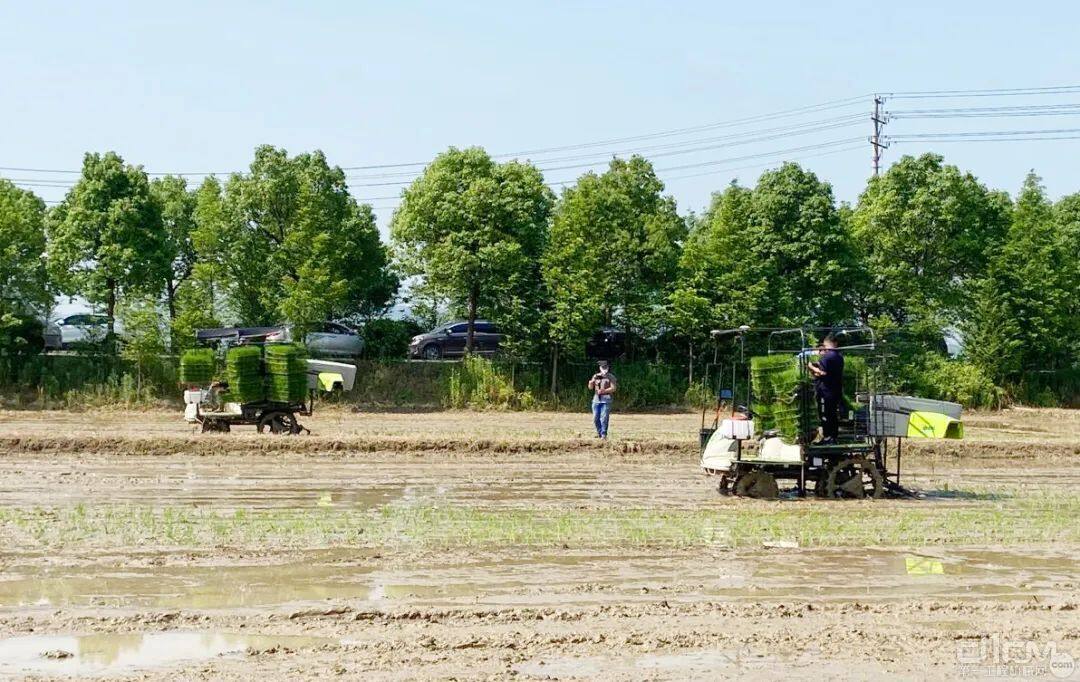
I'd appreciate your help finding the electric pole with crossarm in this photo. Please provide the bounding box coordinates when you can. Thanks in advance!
[871,95,889,176]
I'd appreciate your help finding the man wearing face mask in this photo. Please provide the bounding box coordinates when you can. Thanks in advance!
[587,360,617,439]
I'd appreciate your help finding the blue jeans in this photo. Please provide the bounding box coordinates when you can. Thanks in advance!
[592,400,611,437]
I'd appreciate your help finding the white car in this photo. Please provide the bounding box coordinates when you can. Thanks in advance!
[53,314,123,349]
[267,322,365,358]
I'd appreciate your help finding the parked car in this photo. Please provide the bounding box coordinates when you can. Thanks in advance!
[194,321,363,358]
[43,320,62,351]
[408,320,503,360]
[53,314,123,349]
[269,322,364,358]
[585,327,627,361]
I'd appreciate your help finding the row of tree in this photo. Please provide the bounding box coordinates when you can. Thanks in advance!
[391,149,1078,397]
[1,147,396,353]
[1,145,1077,400]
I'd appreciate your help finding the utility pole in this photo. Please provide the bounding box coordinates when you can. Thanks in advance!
[871,95,888,177]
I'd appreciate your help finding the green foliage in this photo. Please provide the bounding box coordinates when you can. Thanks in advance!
[150,175,198,332]
[194,146,397,329]
[910,353,1004,409]
[0,353,175,409]
[0,315,45,354]
[46,152,169,340]
[0,179,49,350]
[118,298,168,391]
[226,345,265,403]
[544,156,685,354]
[960,174,1078,394]
[392,147,553,357]
[851,153,1011,324]
[360,318,422,359]
[670,164,856,341]
[445,355,536,409]
[169,280,220,352]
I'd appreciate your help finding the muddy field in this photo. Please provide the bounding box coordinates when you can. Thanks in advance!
[0,407,1078,680]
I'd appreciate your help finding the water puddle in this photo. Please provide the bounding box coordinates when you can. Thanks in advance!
[1,547,1074,611]
[0,631,334,677]
[0,553,376,609]
[0,460,710,510]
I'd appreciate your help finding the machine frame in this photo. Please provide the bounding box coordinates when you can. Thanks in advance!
[699,326,936,499]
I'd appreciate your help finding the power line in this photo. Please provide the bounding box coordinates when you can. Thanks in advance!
[659,143,865,182]
[888,126,1080,141]
[886,84,1080,99]
[891,134,1080,143]
[0,94,871,178]
[341,94,871,171]
[890,103,1080,119]
[345,129,869,189]
[343,114,866,180]
[357,141,867,205]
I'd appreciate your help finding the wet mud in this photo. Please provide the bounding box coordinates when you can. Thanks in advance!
[0,408,1077,679]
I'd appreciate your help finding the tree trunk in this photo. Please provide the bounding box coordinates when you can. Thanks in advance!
[550,345,559,397]
[106,278,117,352]
[166,279,177,353]
[166,279,177,321]
[466,285,478,354]
[688,341,694,384]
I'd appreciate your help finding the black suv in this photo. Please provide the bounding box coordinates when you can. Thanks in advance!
[408,320,503,360]
[585,326,627,360]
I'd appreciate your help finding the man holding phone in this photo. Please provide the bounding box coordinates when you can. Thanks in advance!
[587,360,617,439]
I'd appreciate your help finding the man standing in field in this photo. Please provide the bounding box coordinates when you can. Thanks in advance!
[588,361,617,439]
[808,334,844,445]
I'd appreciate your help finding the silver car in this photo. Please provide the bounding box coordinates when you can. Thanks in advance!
[53,314,123,349]
[268,322,364,358]
[43,321,62,351]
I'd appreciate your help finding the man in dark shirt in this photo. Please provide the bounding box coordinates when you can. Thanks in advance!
[808,334,844,444]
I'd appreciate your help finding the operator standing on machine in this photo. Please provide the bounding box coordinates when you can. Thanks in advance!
[808,334,844,445]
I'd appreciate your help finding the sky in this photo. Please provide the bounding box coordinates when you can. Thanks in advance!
[4,0,1080,316]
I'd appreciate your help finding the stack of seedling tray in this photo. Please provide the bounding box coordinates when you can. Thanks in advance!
[179,348,216,385]
[265,343,308,403]
[750,355,817,443]
[226,345,265,403]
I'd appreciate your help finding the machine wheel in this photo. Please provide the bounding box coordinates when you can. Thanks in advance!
[422,344,442,360]
[823,457,884,499]
[716,472,734,496]
[257,411,301,435]
[201,418,230,433]
[733,470,779,499]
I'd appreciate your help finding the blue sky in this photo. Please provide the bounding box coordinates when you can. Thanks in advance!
[4,0,1080,248]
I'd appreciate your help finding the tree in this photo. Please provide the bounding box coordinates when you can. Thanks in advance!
[543,156,685,362]
[668,182,754,339]
[967,173,1076,384]
[193,146,397,329]
[670,163,857,341]
[1052,191,1080,366]
[118,296,167,392]
[851,153,1011,325]
[46,152,168,343]
[150,175,198,323]
[0,180,49,351]
[392,147,553,354]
